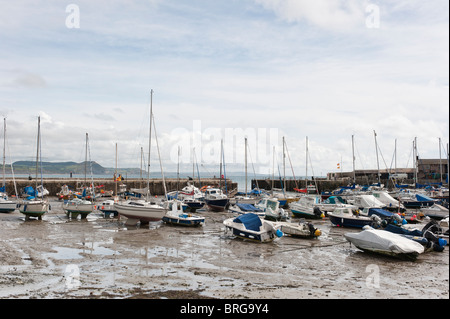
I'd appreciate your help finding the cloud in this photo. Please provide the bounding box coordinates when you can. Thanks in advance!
[253,0,369,30]
[1,69,47,88]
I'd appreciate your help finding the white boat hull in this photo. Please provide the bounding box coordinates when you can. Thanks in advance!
[0,201,17,213]
[18,200,49,220]
[115,201,167,223]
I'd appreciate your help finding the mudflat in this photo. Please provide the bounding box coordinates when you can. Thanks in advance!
[0,197,448,299]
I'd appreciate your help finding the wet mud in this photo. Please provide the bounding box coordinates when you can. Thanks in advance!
[0,197,448,299]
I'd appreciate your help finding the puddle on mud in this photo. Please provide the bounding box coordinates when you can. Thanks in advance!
[46,240,119,261]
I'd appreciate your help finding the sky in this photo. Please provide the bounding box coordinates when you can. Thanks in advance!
[0,0,448,177]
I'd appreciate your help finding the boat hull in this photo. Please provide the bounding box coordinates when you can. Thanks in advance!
[344,228,425,260]
[162,215,204,227]
[291,208,323,219]
[205,198,229,212]
[328,214,373,228]
[0,202,17,213]
[115,202,167,222]
[18,201,49,220]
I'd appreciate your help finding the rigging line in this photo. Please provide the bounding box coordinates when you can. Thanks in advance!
[152,114,167,198]
[377,143,389,172]
[246,141,260,192]
[307,144,319,193]
[87,133,95,199]
[405,142,413,169]
[283,138,298,189]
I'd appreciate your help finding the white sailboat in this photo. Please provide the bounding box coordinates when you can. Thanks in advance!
[115,89,167,224]
[63,133,95,219]
[17,116,49,220]
[0,118,18,213]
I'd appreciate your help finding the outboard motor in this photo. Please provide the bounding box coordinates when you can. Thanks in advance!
[313,207,324,218]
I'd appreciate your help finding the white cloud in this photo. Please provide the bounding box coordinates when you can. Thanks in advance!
[253,0,369,30]
[0,0,448,176]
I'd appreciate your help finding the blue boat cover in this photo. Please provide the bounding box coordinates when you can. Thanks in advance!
[416,194,434,202]
[367,208,394,218]
[233,213,262,231]
[384,224,423,236]
[236,203,262,212]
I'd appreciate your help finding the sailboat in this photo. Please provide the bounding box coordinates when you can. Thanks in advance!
[17,116,49,220]
[0,118,18,213]
[114,89,168,225]
[203,139,229,212]
[63,133,95,219]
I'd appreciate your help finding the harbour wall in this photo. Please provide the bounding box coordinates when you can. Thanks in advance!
[5,178,237,197]
[251,179,345,193]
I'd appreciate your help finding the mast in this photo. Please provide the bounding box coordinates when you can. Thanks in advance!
[177,145,180,191]
[413,137,418,186]
[245,137,248,195]
[439,137,442,184]
[219,139,223,189]
[115,142,118,197]
[447,143,449,187]
[85,132,88,186]
[35,116,40,197]
[282,136,286,188]
[2,118,5,192]
[374,130,381,184]
[305,136,308,188]
[352,134,356,185]
[271,145,275,196]
[147,89,153,201]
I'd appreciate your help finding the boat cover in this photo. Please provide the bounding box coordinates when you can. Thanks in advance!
[326,196,345,204]
[384,223,423,236]
[236,203,262,212]
[233,213,262,231]
[345,227,424,255]
[367,208,394,218]
[416,194,434,202]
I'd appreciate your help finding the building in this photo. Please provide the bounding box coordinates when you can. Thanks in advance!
[327,158,448,185]
[417,158,449,184]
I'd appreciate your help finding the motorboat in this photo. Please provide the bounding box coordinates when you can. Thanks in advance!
[419,204,449,220]
[96,199,119,218]
[314,195,347,213]
[289,195,324,219]
[223,213,283,243]
[346,194,387,210]
[0,194,17,213]
[255,197,288,221]
[162,200,204,227]
[228,202,264,216]
[167,182,205,211]
[383,222,447,252]
[270,220,322,239]
[203,187,229,212]
[115,199,167,225]
[397,192,436,208]
[328,206,393,228]
[63,197,94,219]
[344,226,425,260]
[370,190,405,212]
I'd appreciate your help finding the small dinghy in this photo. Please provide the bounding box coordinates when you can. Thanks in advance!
[271,220,322,239]
[223,213,283,243]
[228,203,264,216]
[162,200,204,227]
[344,226,425,260]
